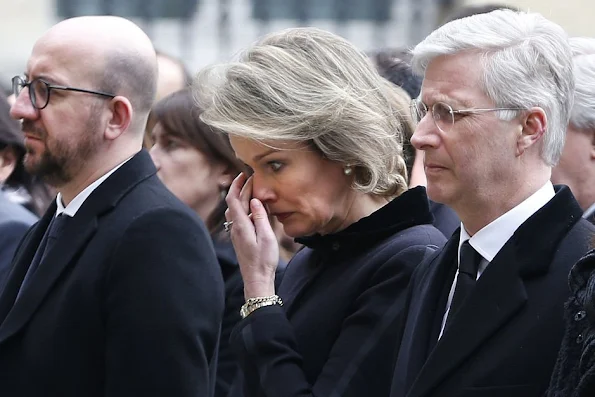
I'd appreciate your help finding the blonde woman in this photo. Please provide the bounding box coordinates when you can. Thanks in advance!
[195,27,446,397]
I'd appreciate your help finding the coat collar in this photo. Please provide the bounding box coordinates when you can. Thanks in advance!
[406,185,584,397]
[0,150,156,343]
[283,187,435,315]
[295,186,434,254]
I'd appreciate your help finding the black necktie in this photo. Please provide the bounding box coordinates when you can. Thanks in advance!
[445,241,481,330]
[17,214,69,298]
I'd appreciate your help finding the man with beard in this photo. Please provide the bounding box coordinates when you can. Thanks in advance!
[1,16,224,397]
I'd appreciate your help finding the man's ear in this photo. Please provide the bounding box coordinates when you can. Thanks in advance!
[587,128,595,161]
[517,107,547,157]
[0,146,17,184]
[105,96,133,141]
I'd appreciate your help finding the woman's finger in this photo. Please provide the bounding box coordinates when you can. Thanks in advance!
[226,172,247,204]
[226,172,255,238]
[250,198,279,253]
[237,175,253,215]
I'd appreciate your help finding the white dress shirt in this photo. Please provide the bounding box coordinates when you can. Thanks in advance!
[55,156,133,218]
[438,181,556,339]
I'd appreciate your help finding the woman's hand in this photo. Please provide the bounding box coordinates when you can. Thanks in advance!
[225,172,279,299]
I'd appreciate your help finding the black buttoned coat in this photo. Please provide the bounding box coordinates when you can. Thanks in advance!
[0,150,225,397]
[228,187,446,397]
[390,186,595,397]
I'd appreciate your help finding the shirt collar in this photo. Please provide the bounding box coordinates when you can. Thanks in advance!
[583,202,595,219]
[459,181,555,263]
[55,156,133,218]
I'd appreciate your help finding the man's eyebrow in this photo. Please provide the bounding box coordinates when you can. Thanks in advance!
[422,94,468,108]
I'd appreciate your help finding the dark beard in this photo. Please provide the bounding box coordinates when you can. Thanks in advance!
[21,111,102,187]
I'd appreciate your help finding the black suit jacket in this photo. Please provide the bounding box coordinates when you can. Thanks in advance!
[228,187,446,397]
[0,150,225,397]
[390,186,595,397]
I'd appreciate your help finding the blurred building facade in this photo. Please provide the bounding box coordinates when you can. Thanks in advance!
[1,0,594,89]
[462,0,595,37]
[0,0,442,86]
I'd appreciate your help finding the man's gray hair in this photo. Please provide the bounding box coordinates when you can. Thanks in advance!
[412,9,574,166]
[195,27,409,197]
[569,37,595,131]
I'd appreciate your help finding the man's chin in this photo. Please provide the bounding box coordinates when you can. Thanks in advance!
[23,153,51,177]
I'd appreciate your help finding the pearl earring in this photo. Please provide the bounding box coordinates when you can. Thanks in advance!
[344,166,353,176]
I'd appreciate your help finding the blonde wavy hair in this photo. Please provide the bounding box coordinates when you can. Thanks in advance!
[194,27,409,197]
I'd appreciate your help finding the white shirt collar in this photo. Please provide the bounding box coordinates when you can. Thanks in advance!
[583,202,595,219]
[458,181,555,263]
[56,156,133,218]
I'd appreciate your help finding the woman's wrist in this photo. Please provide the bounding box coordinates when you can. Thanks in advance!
[243,279,276,299]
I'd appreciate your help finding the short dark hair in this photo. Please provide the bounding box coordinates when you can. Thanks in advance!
[371,48,422,99]
[147,88,247,236]
[441,3,519,25]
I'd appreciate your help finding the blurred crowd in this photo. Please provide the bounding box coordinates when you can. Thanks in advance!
[1,2,595,397]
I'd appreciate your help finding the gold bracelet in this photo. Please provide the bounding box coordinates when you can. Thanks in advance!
[240,295,283,319]
[245,295,279,306]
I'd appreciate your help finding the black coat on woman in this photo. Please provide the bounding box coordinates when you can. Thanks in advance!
[227,186,446,397]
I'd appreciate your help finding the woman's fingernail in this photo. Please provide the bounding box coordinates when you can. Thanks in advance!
[251,198,261,208]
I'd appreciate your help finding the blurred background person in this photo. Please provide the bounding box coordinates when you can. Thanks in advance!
[0,96,53,217]
[155,50,191,102]
[0,96,38,290]
[551,37,595,224]
[148,87,245,397]
[143,50,193,149]
[371,48,460,238]
[196,27,446,397]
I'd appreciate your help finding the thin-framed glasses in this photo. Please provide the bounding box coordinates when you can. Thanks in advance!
[12,76,116,110]
[410,100,525,133]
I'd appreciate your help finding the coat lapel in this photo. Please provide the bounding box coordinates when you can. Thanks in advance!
[407,243,528,397]
[392,236,458,396]
[0,150,157,344]
[0,212,98,343]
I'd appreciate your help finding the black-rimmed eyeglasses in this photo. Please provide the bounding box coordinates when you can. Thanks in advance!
[12,76,116,110]
[410,100,525,134]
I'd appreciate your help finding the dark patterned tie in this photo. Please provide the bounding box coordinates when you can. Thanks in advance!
[445,241,481,330]
[17,214,69,298]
